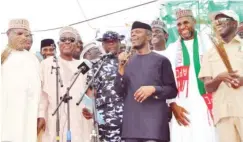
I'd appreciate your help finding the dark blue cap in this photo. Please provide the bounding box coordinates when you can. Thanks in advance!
[97,31,125,42]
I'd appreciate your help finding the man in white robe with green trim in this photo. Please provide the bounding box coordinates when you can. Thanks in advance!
[166,9,217,142]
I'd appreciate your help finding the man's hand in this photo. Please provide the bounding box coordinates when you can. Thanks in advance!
[37,118,46,135]
[170,103,190,126]
[82,108,93,120]
[216,71,240,87]
[134,86,155,103]
[118,52,131,75]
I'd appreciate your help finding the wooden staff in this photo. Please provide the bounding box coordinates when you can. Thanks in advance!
[210,26,238,88]
[37,129,44,142]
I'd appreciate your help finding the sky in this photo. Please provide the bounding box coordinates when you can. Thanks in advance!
[0,0,161,53]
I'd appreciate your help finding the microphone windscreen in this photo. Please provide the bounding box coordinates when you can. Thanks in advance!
[78,59,92,74]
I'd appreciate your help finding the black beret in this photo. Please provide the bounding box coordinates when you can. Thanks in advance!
[131,21,152,31]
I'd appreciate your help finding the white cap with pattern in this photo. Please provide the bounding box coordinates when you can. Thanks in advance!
[8,19,30,32]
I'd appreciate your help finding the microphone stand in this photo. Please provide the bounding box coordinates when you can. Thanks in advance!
[51,55,64,142]
[52,65,84,142]
[76,56,109,142]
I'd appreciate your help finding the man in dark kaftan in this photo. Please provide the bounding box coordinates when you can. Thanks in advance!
[115,21,178,142]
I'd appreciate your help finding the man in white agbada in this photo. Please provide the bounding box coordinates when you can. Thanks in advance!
[37,26,93,142]
[1,19,41,142]
[166,9,217,142]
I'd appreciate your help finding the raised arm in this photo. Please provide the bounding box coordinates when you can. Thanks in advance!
[114,71,127,97]
[114,52,129,96]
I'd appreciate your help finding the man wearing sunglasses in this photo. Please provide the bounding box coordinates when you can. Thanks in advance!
[199,10,243,142]
[40,38,56,59]
[166,9,216,142]
[1,19,41,142]
[82,31,125,142]
[37,26,93,142]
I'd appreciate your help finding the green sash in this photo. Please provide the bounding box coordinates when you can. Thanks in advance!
[181,31,206,96]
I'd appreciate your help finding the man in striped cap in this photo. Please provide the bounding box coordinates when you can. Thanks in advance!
[151,18,169,54]
[1,19,41,142]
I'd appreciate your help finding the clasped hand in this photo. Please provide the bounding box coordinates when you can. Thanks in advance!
[217,71,243,88]
[134,86,156,103]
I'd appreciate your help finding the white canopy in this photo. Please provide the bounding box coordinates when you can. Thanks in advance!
[0,0,160,52]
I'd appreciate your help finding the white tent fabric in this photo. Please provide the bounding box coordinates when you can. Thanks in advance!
[0,0,160,53]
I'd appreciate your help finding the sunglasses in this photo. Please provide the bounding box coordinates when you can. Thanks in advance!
[214,17,233,24]
[60,37,76,43]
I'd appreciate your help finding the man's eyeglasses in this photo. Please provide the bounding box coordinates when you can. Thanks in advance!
[60,37,76,43]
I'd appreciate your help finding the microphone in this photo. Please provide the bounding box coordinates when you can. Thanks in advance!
[121,45,132,65]
[77,59,92,74]
[125,45,132,54]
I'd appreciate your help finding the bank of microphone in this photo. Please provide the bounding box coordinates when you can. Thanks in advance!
[121,45,132,65]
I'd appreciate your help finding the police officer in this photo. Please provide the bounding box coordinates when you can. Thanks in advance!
[82,31,125,142]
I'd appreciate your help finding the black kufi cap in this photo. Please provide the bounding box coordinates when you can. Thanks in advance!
[41,39,56,49]
[131,21,152,31]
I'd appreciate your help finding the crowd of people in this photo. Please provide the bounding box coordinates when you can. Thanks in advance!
[1,7,243,142]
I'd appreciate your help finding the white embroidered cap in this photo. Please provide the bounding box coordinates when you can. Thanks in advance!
[8,19,30,31]
[59,26,78,38]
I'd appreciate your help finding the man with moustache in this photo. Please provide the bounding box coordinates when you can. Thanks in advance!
[82,31,125,142]
[199,10,243,142]
[115,21,177,142]
[72,31,83,60]
[40,38,56,59]
[151,19,169,55]
[1,19,41,142]
[37,26,93,142]
[166,9,216,142]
